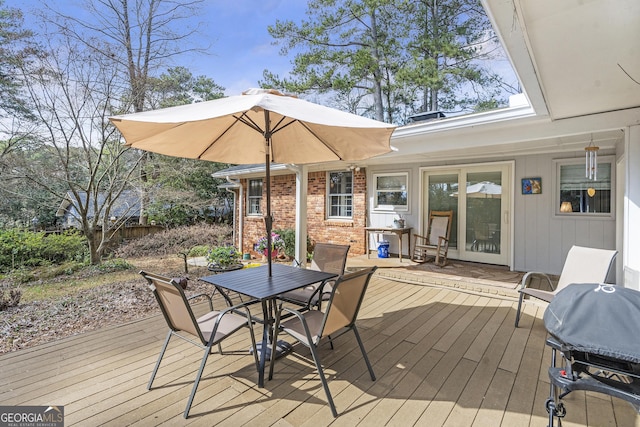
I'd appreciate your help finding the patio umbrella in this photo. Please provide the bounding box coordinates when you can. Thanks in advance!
[452,181,502,199]
[110,88,396,276]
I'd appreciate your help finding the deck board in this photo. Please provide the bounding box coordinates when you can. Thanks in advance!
[1,272,638,426]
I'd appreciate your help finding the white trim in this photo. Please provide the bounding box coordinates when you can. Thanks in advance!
[326,170,354,219]
[417,160,515,269]
[372,171,410,212]
[552,156,616,219]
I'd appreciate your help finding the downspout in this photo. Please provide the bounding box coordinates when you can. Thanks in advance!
[225,176,243,253]
[215,176,243,253]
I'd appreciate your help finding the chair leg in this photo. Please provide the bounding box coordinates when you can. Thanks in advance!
[184,344,212,419]
[352,326,376,381]
[148,331,172,390]
[514,292,524,327]
[308,342,338,417]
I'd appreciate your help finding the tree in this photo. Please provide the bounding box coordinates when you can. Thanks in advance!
[147,66,225,109]
[397,0,506,114]
[144,67,230,227]
[1,1,227,263]
[264,0,512,124]
[8,35,144,264]
[0,0,38,119]
[265,0,402,122]
[0,0,54,227]
[46,0,208,224]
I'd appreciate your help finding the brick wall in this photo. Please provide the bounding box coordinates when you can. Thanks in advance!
[237,169,367,257]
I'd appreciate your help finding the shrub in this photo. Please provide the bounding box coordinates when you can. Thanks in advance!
[188,245,210,257]
[94,258,133,273]
[206,246,241,268]
[0,288,21,311]
[115,223,232,258]
[0,229,87,273]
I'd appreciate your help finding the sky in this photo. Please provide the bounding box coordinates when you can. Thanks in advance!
[7,0,518,103]
[183,1,309,95]
[7,0,309,96]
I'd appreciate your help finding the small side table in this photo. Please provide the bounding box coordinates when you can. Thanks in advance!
[364,227,412,262]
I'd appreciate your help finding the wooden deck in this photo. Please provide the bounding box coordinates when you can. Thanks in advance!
[1,273,638,426]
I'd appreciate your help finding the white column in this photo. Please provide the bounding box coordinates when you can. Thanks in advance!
[624,125,640,290]
[295,165,309,267]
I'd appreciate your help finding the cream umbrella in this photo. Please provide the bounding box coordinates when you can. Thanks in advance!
[453,181,502,199]
[110,88,396,276]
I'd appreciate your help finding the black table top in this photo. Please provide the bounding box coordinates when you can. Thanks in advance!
[200,263,337,300]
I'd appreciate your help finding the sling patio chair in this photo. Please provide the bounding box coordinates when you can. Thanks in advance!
[140,270,259,418]
[268,267,377,417]
[514,245,617,327]
[412,210,453,266]
[279,242,350,310]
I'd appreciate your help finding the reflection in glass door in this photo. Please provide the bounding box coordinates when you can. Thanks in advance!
[427,173,459,249]
[465,171,502,255]
[424,164,511,266]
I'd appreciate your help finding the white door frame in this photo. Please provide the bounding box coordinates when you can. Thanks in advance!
[418,161,515,269]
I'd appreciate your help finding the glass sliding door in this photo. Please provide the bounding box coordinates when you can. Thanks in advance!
[426,172,459,249]
[422,163,511,266]
[463,171,504,260]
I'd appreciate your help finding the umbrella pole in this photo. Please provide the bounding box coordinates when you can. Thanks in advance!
[264,111,273,277]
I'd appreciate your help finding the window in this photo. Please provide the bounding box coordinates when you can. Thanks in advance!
[555,157,613,216]
[327,171,353,218]
[247,179,262,215]
[374,172,408,211]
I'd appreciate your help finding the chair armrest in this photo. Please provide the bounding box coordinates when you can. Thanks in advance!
[437,236,449,248]
[277,306,316,342]
[520,271,555,291]
[307,278,337,309]
[413,233,427,242]
[187,293,213,311]
[205,301,256,344]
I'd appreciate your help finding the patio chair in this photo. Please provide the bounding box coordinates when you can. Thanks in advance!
[268,267,377,417]
[279,243,350,310]
[514,245,617,327]
[412,210,453,266]
[140,270,259,418]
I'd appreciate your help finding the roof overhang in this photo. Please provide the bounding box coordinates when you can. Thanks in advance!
[483,0,640,121]
[213,0,640,175]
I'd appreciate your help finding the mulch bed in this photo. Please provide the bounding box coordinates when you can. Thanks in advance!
[0,259,214,354]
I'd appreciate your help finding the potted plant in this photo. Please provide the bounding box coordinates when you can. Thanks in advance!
[256,232,285,259]
[206,245,243,271]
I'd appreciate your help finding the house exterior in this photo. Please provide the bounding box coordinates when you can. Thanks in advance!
[215,0,640,291]
[56,190,142,229]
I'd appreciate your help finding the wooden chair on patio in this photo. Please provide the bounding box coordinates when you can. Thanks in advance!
[269,267,377,417]
[412,210,453,267]
[140,270,259,418]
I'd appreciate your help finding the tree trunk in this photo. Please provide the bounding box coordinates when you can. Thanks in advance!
[369,8,385,122]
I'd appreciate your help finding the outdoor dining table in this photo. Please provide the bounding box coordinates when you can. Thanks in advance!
[200,263,338,388]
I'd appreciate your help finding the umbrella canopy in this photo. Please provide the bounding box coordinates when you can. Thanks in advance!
[453,181,502,199]
[110,88,394,164]
[110,88,396,275]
